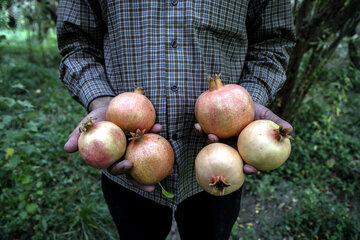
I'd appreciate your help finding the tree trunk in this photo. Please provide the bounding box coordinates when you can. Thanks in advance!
[271,0,360,122]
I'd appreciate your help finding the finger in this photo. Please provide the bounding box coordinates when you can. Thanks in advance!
[150,123,162,133]
[107,160,133,175]
[127,176,155,192]
[64,127,81,153]
[254,103,293,134]
[243,164,258,174]
[64,110,107,153]
[207,134,219,144]
[264,111,293,134]
[276,119,293,134]
[64,134,80,153]
[194,123,204,136]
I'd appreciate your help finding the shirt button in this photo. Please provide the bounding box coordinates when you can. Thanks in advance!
[172,134,178,140]
[171,39,177,48]
[170,85,178,92]
[171,0,178,6]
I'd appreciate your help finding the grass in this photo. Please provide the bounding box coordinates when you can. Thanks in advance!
[1,30,359,240]
[0,30,118,239]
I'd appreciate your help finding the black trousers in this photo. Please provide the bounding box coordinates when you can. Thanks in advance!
[101,174,242,240]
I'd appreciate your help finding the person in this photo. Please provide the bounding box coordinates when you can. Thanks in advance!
[57,0,296,239]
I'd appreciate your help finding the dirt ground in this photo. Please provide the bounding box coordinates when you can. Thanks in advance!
[165,188,297,240]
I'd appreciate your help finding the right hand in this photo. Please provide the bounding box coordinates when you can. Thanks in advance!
[64,96,158,192]
[194,102,293,175]
[107,123,163,192]
[64,96,113,153]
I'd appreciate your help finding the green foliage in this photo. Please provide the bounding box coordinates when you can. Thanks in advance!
[0,32,118,239]
[282,185,359,239]
[236,48,360,239]
[1,26,360,240]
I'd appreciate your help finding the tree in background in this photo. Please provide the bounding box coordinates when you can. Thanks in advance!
[272,0,360,121]
[1,0,359,121]
[0,0,57,40]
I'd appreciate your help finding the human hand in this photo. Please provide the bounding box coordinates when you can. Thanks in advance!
[64,96,161,192]
[194,102,293,174]
[107,123,163,192]
[64,96,113,153]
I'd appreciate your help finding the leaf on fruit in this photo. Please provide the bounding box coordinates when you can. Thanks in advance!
[158,182,174,198]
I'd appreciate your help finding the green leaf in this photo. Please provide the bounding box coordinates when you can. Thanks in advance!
[20,175,33,185]
[12,83,26,91]
[25,121,38,133]
[16,100,34,109]
[4,155,20,169]
[26,203,38,215]
[19,210,28,220]
[5,148,14,160]
[0,115,14,129]
[158,182,174,198]
[0,96,16,109]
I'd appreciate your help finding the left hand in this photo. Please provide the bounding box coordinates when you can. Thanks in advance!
[194,102,293,174]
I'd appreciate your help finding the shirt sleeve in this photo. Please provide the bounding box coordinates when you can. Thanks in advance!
[240,0,296,106]
[57,0,115,111]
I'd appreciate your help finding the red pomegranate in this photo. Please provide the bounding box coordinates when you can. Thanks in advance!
[125,129,174,185]
[195,74,255,138]
[106,86,156,134]
[78,118,127,169]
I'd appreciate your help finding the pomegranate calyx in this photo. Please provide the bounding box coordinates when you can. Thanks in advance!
[134,85,145,95]
[79,117,97,133]
[274,124,294,141]
[208,73,224,91]
[128,128,146,141]
[209,175,231,196]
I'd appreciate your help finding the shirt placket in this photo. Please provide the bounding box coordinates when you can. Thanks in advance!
[165,1,185,142]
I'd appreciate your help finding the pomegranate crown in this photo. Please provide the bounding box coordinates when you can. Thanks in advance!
[134,85,146,95]
[275,124,294,141]
[208,73,224,91]
[209,175,231,196]
[128,128,146,141]
[79,117,97,133]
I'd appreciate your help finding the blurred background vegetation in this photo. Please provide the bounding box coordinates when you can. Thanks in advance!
[0,0,359,239]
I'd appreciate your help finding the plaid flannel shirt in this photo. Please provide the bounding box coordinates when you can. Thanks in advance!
[57,0,295,210]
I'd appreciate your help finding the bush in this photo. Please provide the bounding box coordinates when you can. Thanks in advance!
[0,32,118,240]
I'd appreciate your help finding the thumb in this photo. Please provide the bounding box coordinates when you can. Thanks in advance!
[64,129,80,153]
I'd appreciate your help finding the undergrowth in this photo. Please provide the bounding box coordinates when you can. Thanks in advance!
[1,30,359,240]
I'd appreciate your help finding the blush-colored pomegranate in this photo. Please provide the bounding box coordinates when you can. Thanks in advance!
[237,120,293,171]
[125,129,174,185]
[106,86,156,134]
[78,118,127,169]
[195,143,245,196]
[195,73,255,138]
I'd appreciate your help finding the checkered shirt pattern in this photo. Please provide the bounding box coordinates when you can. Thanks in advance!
[57,0,296,210]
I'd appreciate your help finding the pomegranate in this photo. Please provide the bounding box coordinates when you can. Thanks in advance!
[106,86,156,134]
[125,129,174,185]
[195,143,245,196]
[195,73,255,138]
[237,120,293,171]
[78,117,127,169]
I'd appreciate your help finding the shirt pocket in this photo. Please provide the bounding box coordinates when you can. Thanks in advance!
[191,0,248,39]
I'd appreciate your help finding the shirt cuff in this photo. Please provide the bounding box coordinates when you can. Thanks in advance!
[240,80,269,106]
[78,79,116,112]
